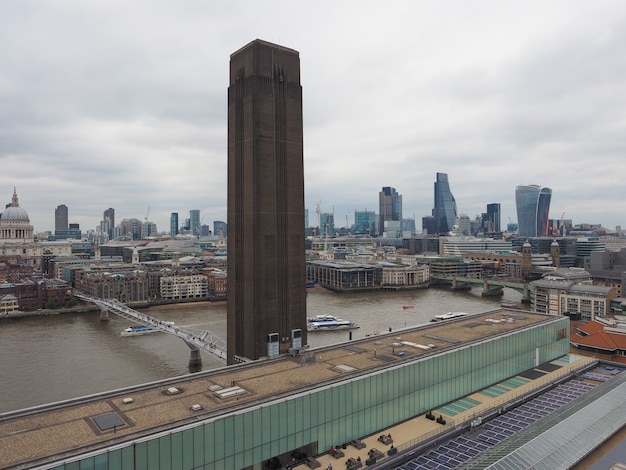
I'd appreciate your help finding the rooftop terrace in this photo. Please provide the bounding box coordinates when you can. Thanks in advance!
[0,309,554,469]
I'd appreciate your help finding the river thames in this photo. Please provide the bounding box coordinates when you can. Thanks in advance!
[0,286,523,414]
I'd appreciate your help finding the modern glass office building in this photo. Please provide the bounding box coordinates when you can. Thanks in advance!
[433,173,457,235]
[486,203,501,233]
[170,212,179,237]
[19,312,570,470]
[379,187,402,236]
[189,210,201,237]
[515,185,552,237]
[354,210,377,236]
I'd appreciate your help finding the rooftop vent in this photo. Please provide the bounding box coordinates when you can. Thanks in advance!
[166,387,181,395]
[190,404,202,411]
[213,385,247,399]
[122,397,134,404]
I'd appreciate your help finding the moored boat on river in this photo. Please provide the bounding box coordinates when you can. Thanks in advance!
[307,314,359,331]
[430,312,469,322]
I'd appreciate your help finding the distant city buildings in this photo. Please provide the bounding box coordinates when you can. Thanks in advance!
[421,215,437,235]
[213,221,227,238]
[141,221,157,239]
[119,218,142,240]
[486,203,501,233]
[319,212,335,237]
[432,172,457,235]
[515,184,552,237]
[354,210,377,236]
[189,209,200,237]
[402,218,416,235]
[54,204,68,231]
[0,189,72,272]
[103,207,115,241]
[170,212,179,236]
[454,213,471,236]
[379,186,402,236]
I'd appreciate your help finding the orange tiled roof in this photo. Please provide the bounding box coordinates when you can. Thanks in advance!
[571,321,626,352]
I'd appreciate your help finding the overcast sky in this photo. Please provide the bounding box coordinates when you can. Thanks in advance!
[1,1,625,234]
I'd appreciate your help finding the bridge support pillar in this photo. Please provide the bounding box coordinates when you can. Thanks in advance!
[188,349,202,372]
[100,309,109,321]
[482,287,503,297]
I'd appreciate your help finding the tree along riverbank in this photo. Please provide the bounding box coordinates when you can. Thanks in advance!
[0,298,223,320]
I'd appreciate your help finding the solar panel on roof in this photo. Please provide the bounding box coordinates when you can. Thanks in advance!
[538,363,561,372]
[93,412,124,431]
[518,369,547,380]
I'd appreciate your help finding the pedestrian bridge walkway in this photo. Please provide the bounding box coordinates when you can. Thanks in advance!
[76,294,226,364]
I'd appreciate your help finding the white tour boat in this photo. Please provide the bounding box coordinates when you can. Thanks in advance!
[430,312,469,322]
[307,314,359,332]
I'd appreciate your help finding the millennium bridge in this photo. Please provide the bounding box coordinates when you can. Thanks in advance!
[75,294,227,369]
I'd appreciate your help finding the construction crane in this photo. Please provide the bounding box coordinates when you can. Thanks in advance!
[144,205,150,223]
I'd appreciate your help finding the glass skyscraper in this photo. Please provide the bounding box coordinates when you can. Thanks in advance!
[170,212,179,236]
[354,210,377,235]
[189,209,200,236]
[54,204,68,231]
[433,172,457,235]
[379,187,402,236]
[515,185,552,237]
[486,203,501,233]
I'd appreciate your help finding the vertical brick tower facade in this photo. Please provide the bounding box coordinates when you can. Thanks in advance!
[227,40,307,364]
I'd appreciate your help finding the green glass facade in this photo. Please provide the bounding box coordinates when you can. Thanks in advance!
[48,317,569,470]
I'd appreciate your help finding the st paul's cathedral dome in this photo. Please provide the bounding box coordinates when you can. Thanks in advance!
[0,188,34,242]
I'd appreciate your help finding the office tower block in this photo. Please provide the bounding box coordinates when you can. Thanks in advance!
[402,218,416,235]
[486,203,501,233]
[432,173,457,235]
[515,185,552,237]
[170,212,179,236]
[227,39,307,364]
[55,204,68,231]
[189,209,200,237]
[455,213,471,236]
[103,208,115,240]
[422,215,437,235]
[119,218,141,240]
[379,187,402,236]
[320,212,335,237]
[213,221,227,238]
[354,210,377,236]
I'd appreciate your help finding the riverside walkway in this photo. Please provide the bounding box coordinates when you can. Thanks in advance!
[75,294,226,364]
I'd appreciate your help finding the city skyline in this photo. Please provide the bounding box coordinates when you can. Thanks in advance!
[2,2,626,233]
